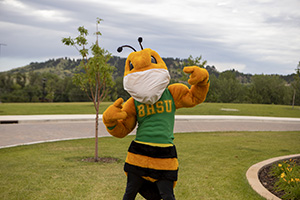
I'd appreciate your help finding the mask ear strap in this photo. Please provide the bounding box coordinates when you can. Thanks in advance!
[117,45,137,53]
[138,37,143,50]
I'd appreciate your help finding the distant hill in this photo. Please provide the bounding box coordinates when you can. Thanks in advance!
[2,56,298,105]
[3,56,296,83]
[6,56,216,81]
[8,58,82,78]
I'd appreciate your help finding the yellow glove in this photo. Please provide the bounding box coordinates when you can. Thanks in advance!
[102,98,128,128]
[183,66,209,86]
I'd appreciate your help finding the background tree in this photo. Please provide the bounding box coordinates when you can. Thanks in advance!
[185,55,207,67]
[217,70,244,103]
[25,72,42,102]
[62,18,115,161]
[113,76,130,101]
[247,75,291,104]
[205,74,220,102]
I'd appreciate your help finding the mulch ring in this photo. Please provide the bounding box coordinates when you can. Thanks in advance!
[259,157,300,199]
[82,157,120,163]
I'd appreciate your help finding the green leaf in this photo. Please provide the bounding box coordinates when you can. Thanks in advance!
[77,26,88,36]
[75,36,88,46]
[62,37,75,46]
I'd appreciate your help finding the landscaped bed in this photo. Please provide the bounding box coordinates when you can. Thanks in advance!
[259,157,300,200]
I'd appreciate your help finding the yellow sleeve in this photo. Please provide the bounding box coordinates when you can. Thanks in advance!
[168,75,210,109]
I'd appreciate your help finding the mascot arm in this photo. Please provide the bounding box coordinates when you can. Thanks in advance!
[102,97,137,138]
[168,66,210,109]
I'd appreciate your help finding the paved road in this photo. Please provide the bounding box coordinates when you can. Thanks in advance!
[0,115,300,149]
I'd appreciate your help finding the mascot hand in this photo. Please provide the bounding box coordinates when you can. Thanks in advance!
[103,98,128,127]
[183,66,209,86]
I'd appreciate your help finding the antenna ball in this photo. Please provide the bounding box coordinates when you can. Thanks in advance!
[138,37,143,43]
[117,47,123,53]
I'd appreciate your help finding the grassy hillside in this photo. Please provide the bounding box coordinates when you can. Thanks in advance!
[4,56,296,83]
[8,58,82,79]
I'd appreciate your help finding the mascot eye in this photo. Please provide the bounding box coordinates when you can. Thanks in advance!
[151,56,157,64]
[129,62,134,71]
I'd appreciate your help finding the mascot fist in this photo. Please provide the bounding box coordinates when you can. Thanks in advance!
[183,66,209,86]
[103,98,128,127]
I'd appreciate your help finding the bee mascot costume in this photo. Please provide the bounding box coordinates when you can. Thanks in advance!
[103,37,210,200]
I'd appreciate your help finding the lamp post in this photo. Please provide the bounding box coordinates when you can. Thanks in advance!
[0,43,7,56]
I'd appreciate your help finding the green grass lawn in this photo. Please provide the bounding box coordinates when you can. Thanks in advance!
[1,131,299,200]
[0,102,108,115]
[1,102,300,117]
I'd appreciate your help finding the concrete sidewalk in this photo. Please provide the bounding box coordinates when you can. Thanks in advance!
[1,115,300,149]
[1,114,300,123]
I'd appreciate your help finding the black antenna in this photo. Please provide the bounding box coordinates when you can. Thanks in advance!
[117,45,137,53]
[117,37,144,53]
[138,37,143,50]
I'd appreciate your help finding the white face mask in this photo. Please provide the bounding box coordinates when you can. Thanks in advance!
[123,68,170,104]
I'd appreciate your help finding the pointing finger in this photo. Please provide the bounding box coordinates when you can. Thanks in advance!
[113,98,124,108]
[183,66,195,74]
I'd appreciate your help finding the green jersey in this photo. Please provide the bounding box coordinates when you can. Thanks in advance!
[134,88,176,144]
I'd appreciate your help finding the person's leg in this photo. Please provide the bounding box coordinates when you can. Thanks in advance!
[123,173,144,200]
[138,180,162,200]
[156,179,176,200]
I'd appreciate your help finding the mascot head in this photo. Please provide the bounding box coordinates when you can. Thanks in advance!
[118,37,170,104]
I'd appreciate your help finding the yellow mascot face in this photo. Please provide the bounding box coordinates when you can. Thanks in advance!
[119,38,171,105]
[124,48,168,76]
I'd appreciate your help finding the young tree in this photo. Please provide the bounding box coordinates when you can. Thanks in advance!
[62,18,115,161]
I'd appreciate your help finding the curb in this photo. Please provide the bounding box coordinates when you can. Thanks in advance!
[175,115,300,122]
[246,154,300,200]
[0,136,95,149]
[0,114,97,124]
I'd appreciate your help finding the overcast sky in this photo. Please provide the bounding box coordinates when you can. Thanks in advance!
[0,0,299,75]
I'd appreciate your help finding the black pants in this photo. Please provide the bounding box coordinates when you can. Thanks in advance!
[122,172,176,200]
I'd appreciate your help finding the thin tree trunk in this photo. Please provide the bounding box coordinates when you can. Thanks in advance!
[95,109,99,162]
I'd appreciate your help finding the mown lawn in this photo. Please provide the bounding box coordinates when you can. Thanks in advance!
[1,131,299,200]
[0,102,300,118]
[0,102,107,115]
